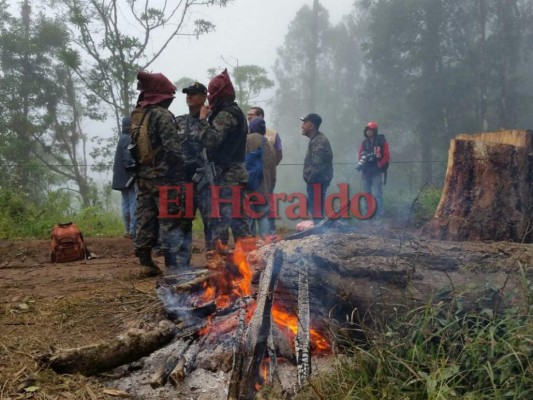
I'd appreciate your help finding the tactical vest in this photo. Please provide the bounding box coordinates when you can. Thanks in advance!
[209,103,247,167]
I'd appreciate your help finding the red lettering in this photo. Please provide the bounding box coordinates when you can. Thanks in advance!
[183,183,195,218]
[210,185,243,218]
[244,192,267,219]
[324,183,350,219]
[158,185,184,218]
[350,192,377,220]
[285,192,308,219]
[268,192,287,218]
[311,183,322,218]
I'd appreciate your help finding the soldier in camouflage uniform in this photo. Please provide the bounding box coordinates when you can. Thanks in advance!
[133,71,191,276]
[195,69,251,264]
[300,113,333,223]
[175,82,215,262]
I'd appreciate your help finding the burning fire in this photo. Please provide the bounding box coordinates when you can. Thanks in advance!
[272,304,330,352]
[255,358,269,391]
[200,238,256,308]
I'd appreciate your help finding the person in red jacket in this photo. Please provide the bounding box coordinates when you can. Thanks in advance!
[357,121,390,219]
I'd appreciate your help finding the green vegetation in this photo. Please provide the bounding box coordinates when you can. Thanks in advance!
[0,189,123,239]
[296,285,533,399]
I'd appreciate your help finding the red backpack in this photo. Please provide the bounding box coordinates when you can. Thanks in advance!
[50,222,88,263]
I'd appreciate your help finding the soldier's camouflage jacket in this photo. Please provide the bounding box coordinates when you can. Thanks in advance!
[303,131,333,184]
[137,106,185,183]
[195,109,248,184]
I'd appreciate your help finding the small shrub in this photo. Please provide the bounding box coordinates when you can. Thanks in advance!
[412,186,442,227]
[0,189,123,239]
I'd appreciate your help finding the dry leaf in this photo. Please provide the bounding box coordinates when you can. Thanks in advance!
[103,388,131,398]
[85,384,97,400]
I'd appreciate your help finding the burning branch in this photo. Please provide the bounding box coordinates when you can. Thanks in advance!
[295,257,311,387]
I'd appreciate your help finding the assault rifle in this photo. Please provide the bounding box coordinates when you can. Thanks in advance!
[192,148,216,191]
[125,143,139,189]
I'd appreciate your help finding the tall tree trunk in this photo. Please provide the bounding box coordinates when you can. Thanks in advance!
[307,0,319,111]
[477,0,489,130]
[17,0,33,193]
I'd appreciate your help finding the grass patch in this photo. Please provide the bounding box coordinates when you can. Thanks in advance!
[0,189,126,239]
[296,286,533,399]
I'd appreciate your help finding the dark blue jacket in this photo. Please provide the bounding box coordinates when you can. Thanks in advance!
[111,117,135,190]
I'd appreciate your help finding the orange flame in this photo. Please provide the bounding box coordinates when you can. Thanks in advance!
[199,238,256,309]
[272,304,330,352]
[255,358,269,391]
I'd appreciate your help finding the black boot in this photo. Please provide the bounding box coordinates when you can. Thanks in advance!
[135,247,162,276]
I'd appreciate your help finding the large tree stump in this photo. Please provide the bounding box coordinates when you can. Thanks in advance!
[427,130,533,243]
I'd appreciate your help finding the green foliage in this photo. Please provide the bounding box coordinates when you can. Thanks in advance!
[0,189,122,239]
[413,186,443,227]
[295,297,533,399]
[207,64,274,111]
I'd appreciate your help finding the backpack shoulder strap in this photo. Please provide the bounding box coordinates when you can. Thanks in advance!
[131,108,152,144]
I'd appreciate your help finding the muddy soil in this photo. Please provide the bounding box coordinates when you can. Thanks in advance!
[0,236,210,399]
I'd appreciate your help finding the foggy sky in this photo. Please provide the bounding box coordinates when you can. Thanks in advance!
[153,0,354,117]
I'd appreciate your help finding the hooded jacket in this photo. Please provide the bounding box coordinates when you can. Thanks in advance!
[136,71,176,108]
[246,117,276,194]
[196,69,248,183]
[357,127,390,175]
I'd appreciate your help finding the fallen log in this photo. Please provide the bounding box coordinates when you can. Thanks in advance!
[265,232,533,326]
[38,320,176,376]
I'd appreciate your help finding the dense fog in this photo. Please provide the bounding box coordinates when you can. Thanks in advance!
[1,0,532,224]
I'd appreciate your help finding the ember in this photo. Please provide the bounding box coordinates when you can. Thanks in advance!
[199,239,256,309]
[272,304,331,352]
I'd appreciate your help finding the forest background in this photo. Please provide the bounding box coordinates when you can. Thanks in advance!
[1,0,532,238]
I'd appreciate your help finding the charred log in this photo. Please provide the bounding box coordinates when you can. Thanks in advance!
[38,320,176,376]
[169,334,208,386]
[295,257,311,387]
[149,338,192,388]
[229,248,284,400]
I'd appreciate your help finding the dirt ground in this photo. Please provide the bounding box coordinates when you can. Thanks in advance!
[0,236,212,400]
[3,227,530,399]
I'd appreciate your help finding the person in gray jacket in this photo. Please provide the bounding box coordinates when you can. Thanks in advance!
[111,116,137,238]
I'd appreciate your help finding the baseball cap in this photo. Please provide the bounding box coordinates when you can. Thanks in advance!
[182,82,207,95]
[300,113,322,128]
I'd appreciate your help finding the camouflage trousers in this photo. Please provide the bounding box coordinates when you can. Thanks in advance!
[177,182,214,263]
[210,183,251,246]
[134,178,192,267]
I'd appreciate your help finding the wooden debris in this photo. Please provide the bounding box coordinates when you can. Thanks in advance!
[171,271,221,292]
[236,248,284,400]
[149,338,192,388]
[38,320,176,376]
[295,257,311,387]
[227,308,247,400]
[168,334,209,386]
